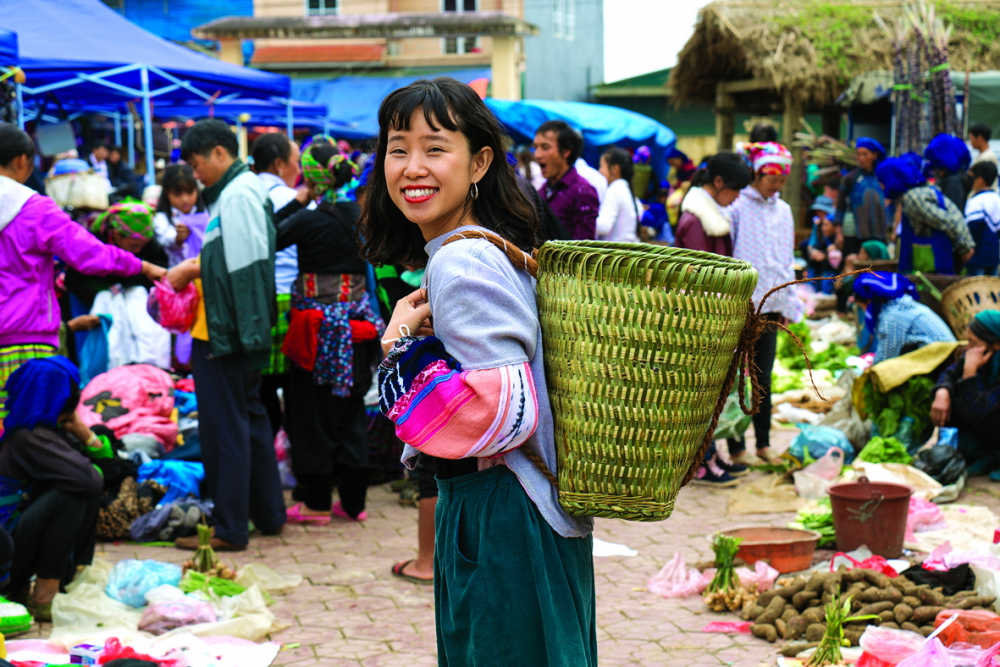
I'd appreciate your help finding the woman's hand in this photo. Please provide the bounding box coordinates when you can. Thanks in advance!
[931,388,951,427]
[141,261,168,282]
[964,344,993,378]
[58,410,93,444]
[294,181,317,206]
[175,222,191,244]
[960,249,976,264]
[67,315,100,333]
[166,258,201,291]
[382,288,432,356]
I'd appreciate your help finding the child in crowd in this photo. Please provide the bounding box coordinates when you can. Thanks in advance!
[153,165,209,268]
[803,195,843,293]
[360,78,596,666]
[963,161,1000,277]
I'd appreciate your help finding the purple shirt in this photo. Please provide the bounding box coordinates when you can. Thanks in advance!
[539,167,599,240]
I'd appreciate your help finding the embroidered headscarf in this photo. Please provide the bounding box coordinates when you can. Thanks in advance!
[1,356,80,441]
[92,200,154,240]
[856,137,886,159]
[853,271,919,332]
[740,142,793,175]
[969,311,1000,384]
[300,135,360,201]
[924,133,972,175]
[876,157,927,200]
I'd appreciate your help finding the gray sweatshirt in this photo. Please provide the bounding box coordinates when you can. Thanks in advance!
[401,225,593,539]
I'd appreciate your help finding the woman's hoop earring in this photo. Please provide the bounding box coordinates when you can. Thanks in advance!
[469,182,479,200]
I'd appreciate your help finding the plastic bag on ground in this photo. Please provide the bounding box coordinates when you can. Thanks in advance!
[804,446,846,480]
[647,551,710,598]
[977,643,1000,667]
[106,559,183,608]
[895,637,953,667]
[933,609,1000,649]
[907,497,948,543]
[858,625,926,666]
[793,470,836,499]
[972,543,1000,613]
[915,446,968,486]
[947,643,985,667]
[157,584,282,642]
[100,637,181,666]
[735,560,779,591]
[701,621,751,633]
[789,424,856,464]
[139,599,217,635]
[137,460,205,505]
[50,578,145,648]
[832,552,900,577]
[924,542,1000,573]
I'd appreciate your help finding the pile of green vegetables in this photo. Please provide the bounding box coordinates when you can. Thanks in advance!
[856,436,912,465]
[791,498,835,548]
[773,323,856,393]
[861,375,936,448]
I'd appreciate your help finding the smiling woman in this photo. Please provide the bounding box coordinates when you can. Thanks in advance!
[359,78,597,667]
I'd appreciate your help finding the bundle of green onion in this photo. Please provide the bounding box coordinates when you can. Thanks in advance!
[806,595,878,666]
[707,534,742,593]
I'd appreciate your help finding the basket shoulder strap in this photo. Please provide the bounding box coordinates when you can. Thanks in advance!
[441,230,539,279]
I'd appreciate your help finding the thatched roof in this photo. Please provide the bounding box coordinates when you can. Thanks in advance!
[670,0,1000,108]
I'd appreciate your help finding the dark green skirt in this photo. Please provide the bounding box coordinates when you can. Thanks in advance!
[435,465,597,667]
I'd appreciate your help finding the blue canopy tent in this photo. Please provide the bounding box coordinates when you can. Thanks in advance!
[0,28,16,69]
[291,68,491,140]
[149,98,328,128]
[484,99,676,177]
[0,0,291,181]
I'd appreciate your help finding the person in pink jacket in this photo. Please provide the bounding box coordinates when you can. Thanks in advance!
[0,124,166,434]
[674,152,751,257]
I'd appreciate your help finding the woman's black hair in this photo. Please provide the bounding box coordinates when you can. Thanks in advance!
[358,78,537,265]
[60,384,82,419]
[601,147,634,185]
[749,122,779,143]
[251,133,294,174]
[690,152,751,191]
[0,123,36,167]
[306,142,356,191]
[157,164,205,223]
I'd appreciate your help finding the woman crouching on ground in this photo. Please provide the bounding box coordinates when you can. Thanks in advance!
[359,78,596,666]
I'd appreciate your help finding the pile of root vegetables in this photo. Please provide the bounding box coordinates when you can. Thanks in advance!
[740,568,995,657]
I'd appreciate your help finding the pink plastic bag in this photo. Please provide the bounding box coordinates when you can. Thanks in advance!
[736,560,780,592]
[924,542,1000,573]
[906,497,948,543]
[976,642,1000,667]
[138,599,217,635]
[702,621,751,634]
[858,625,925,666]
[831,552,900,577]
[647,552,711,598]
[895,638,954,667]
[802,446,845,480]
[147,278,199,335]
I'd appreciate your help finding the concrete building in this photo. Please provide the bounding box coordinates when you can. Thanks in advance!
[523,0,602,101]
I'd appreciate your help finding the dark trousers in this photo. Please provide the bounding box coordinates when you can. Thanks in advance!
[11,489,99,590]
[952,406,1000,467]
[191,339,286,545]
[259,373,287,440]
[728,313,780,454]
[285,366,370,516]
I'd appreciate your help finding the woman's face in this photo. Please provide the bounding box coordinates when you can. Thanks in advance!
[712,177,742,207]
[168,188,198,215]
[856,147,877,171]
[111,229,150,255]
[384,109,492,239]
[820,218,835,238]
[754,172,788,199]
[965,328,1000,353]
[598,156,621,183]
[277,141,302,188]
[858,248,871,262]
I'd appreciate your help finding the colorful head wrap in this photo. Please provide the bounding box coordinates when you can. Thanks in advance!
[357,156,375,189]
[876,157,926,200]
[861,239,890,260]
[634,146,652,164]
[741,142,793,175]
[1,356,80,441]
[92,200,154,240]
[856,137,886,158]
[970,311,1000,345]
[924,134,972,175]
[666,147,687,162]
[300,135,360,200]
[853,271,918,332]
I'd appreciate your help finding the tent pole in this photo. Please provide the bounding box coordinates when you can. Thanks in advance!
[126,110,136,168]
[15,83,24,130]
[113,110,122,148]
[286,99,293,137]
[140,65,155,187]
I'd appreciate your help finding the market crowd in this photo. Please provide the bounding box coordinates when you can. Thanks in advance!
[0,75,999,666]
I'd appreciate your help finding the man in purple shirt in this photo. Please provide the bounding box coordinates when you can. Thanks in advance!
[533,120,599,240]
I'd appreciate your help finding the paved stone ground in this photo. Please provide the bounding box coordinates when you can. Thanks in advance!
[25,427,1000,666]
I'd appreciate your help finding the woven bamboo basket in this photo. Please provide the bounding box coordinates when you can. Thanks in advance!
[940,277,1000,339]
[536,241,758,521]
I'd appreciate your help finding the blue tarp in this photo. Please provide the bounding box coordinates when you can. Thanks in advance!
[108,0,254,46]
[0,28,16,68]
[149,99,328,126]
[0,0,289,103]
[485,98,676,175]
[291,69,491,140]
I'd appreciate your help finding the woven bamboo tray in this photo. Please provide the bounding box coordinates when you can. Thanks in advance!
[536,241,758,521]
[940,276,1000,339]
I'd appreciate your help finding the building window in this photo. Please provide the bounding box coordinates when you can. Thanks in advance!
[443,0,477,54]
[553,0,575,41]
[306,0,337,16]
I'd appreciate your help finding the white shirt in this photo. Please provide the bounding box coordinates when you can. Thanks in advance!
[575,157,608,203]
[973,148,999,193]
[595,178,641,243]
[259,171,299,295]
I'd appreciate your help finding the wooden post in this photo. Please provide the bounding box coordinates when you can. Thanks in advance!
[218,38,243,65]
[715,83,735,151]
[822,106,842,139]
[491,35,520,100]
[782,88,804,227]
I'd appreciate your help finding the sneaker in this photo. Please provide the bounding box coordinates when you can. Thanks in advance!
[332,500,368,522]
[731,450,762,466]
[690,458,741,488]
[719,460,750,477]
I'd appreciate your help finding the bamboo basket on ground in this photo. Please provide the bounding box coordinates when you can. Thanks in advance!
[940,277,1000,339]
[536,241,758,521]
[906,273,965,322]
